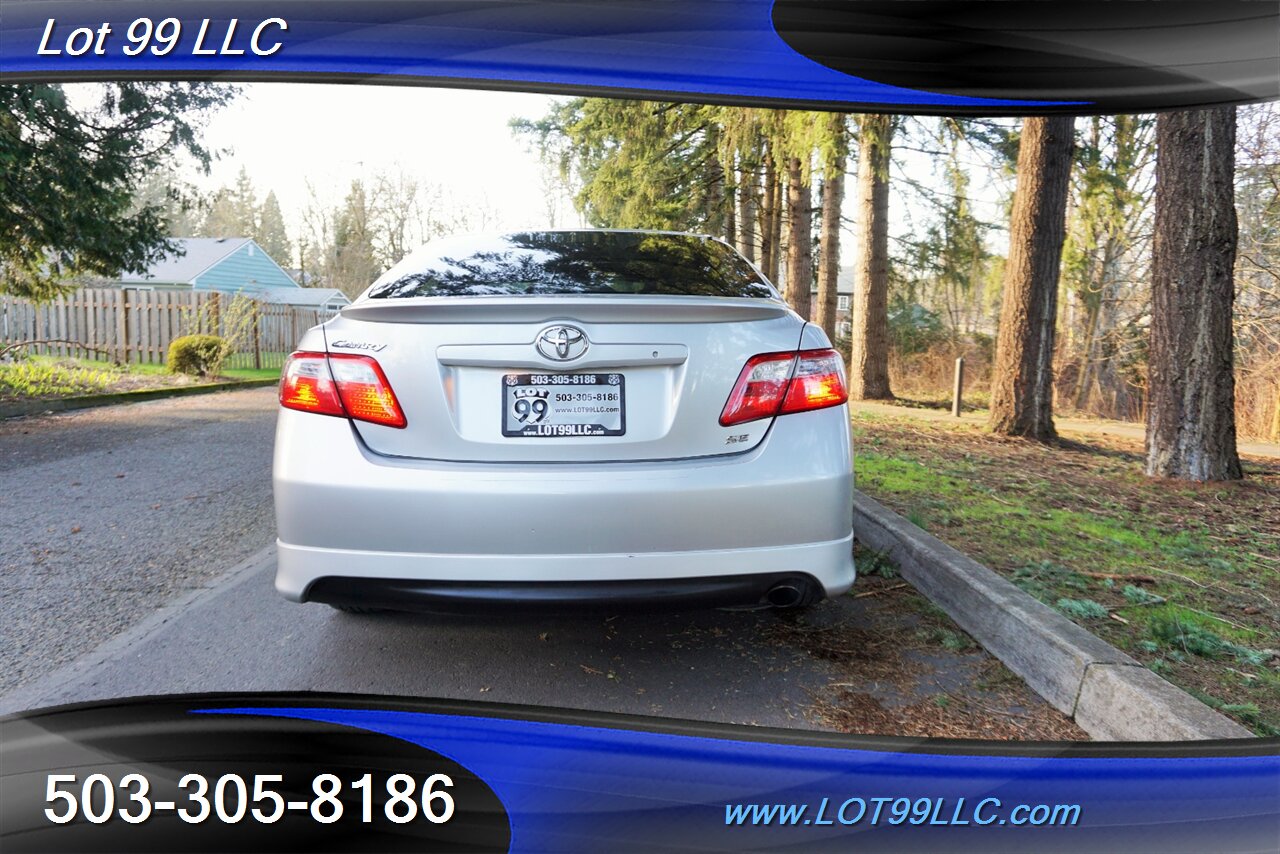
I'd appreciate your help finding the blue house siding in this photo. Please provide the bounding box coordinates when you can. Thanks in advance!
[192,243,298,295]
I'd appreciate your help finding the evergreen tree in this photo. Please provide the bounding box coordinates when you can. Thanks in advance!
[332,179,381,298]
[1146,108,1242,481]
[256,191,292,267]
[0,82,233,299]
[848,114,896,400]
[202,167,258,238]
[988,116,1076,441]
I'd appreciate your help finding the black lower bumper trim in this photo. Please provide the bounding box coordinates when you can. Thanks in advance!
[306,573,825,614]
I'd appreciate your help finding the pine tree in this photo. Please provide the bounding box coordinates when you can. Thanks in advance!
[848,114,895,400]
[815,113,848,340]
[332,180,381,298]
[0,82,233,299]
[1145,108,1242,481]
[988,116,1076,441]
[256,191,292,267]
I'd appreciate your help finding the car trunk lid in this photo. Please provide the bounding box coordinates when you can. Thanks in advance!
[324,296,805,463]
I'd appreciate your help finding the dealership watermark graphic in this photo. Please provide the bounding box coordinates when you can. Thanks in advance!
[724,796,1081,828]
[35,16,288,57]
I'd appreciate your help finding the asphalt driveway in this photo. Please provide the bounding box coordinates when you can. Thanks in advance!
[0,389,1081,738]
[0,388,279,695]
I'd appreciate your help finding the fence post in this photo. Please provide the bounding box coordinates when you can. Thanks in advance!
[116,290,129,364]
[952,357,965,417]
[209,291,221,336]
[253,301,262,370]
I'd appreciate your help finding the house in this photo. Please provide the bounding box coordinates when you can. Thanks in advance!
[809,266,856,338]
[113,237,350,311]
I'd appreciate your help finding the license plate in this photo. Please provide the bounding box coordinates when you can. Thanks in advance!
[502,373,626,437]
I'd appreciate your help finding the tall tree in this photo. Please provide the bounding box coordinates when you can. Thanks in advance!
[988,116,1075,440]
[255,190,293,267]
[203,167,259,237]
[370,169,424,268]
[848,114,895,400]
[815,113,848,341]
[759,144,782,282]
[331,179,381,298]
[0,82,233,299]
[737,157,759,265]
[132,166,205,237]
[784,155,813,318]
[511,99,726,233]
[1062,114,1154,417]
[1145,108,1243,481]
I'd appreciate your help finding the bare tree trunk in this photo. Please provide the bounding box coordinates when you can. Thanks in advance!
[785,156,813,318]
[705,142,726,241]
[738,164,758,265]
[760,151,782,283]
[1145,108,1242,481]
[988,116,1075,440]
[757,153,778,284]
[724,161,737,247]
[816,114,848,341]
[849,114,894,400]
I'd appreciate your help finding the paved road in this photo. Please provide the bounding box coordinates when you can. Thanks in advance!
[0,388,279,695]
[1,390,1078,737]
[0,547,834,725]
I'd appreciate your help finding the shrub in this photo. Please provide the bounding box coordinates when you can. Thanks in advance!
[888,299,947,356]
[167,334,230,378]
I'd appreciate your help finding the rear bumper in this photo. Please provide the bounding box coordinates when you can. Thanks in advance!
[273,407,855,605]
[305,570,831,614]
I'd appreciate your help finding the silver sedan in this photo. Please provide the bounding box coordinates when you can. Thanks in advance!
[273,230,854,612]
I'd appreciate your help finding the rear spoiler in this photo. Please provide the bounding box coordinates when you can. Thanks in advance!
[339,295,792,324]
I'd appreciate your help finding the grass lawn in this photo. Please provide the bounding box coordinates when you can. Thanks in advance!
[223,366,284,381]
[852,411,1280,736]
[0,356,279,402]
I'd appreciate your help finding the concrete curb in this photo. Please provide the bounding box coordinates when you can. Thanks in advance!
[0,378,278,420]
[852,490,1253,741]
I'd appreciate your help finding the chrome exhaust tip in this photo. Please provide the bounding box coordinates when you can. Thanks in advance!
[765,582,804,608]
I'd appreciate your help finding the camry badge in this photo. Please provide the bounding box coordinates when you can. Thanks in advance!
[536,325,589,361]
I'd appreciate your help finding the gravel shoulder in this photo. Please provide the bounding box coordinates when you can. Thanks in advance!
[0,388,279,695]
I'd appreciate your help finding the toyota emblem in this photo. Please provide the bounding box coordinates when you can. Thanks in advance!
[536,325,589,361]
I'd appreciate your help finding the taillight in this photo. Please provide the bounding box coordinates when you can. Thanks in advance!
[780,349,848,414]
[326,353,407,428]
[279,351,407,429]
[280,352,343,416]
[719,352,796,426]
[719,348,847,427]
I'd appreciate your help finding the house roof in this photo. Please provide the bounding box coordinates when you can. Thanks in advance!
[808,265,856,295]
[119,238,252,284]
[258,287,350,307]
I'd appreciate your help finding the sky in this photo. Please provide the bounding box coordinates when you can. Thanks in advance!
[66,81,581,238]
[66,81,1015,266]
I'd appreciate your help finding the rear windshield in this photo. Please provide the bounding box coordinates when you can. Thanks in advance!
[365,231,775,299]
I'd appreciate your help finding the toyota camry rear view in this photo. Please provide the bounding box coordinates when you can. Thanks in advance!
[273,230,854,612]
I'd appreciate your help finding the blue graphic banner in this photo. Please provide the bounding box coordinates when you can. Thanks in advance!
[3,1,1277,114]
[2,694,1277,852]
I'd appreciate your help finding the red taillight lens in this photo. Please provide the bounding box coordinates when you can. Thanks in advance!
[280,352,343,416]
[279,351,407,429]
[327,353,407,428]
[780,349,848,414]
[719,352,796,426]
[719,348,847,427]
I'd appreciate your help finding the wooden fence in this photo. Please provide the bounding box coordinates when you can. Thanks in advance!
[0,288,336,371]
